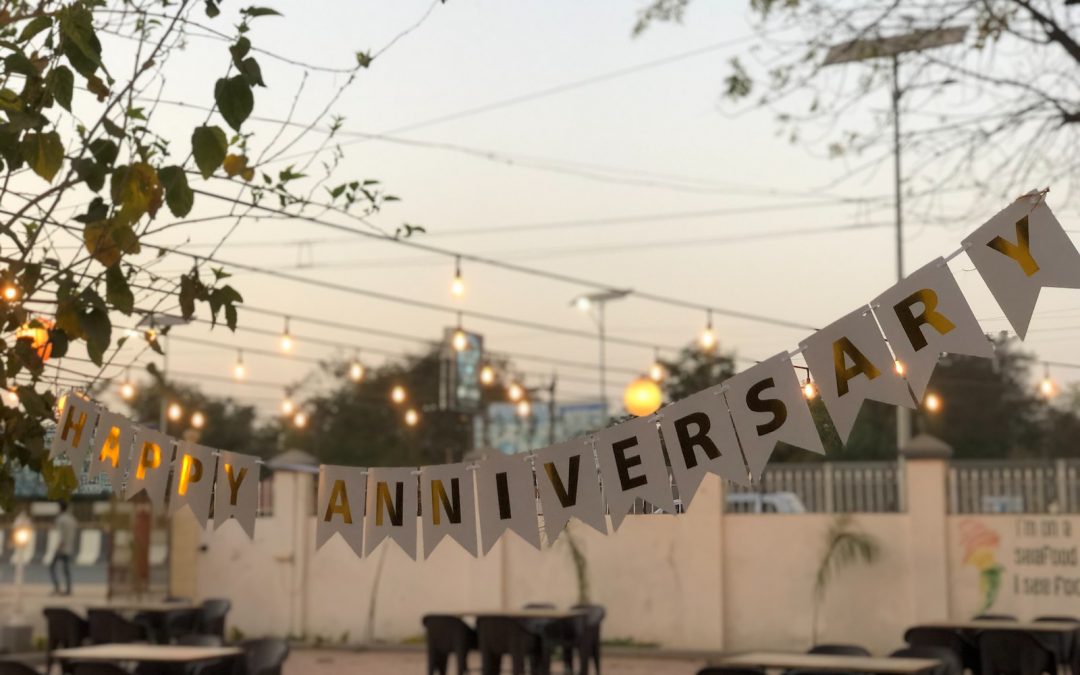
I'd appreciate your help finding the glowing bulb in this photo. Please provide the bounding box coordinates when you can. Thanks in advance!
[56,394,66,414]
[480,365,496,386]
[508,382,524,402]
[574,296,591,312]
[120,381,135,401]
[280,333,293,353]
[803,379,817,400]
[4,389,20,407]
[516,399,532,418]
[699,327,717,352]
[191,411,205,429]
[391,385,407,404]
[2,285,17,301]
[404,408,420,426]
[451,274,465,299]
[624,377,662,417]
[349,361,365,382]
[293,411,308,428]
[649,361,666,382]
[13,525,30,547]
[1040,377,1059,399]
[233,351,246,380]
[168,402,183,421]
[894,360,906,376]
[924,392,942,413]
[452,329,468,352]
[281,397,295,415]
[145,329,157,343]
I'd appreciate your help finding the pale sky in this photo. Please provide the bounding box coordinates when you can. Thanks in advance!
[39,0,1080,419]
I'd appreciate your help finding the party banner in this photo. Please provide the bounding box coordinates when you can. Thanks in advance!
[365,467,418,559]
[594,416,674,530]
[962,196,1080,339]
[475,451,541,554]
[316,463,367,556]
[124,426,174,510]
[873,259,994,401]
[169,440,217,528]
[658,384,748,510]
[419,463,478,558]
[213,450,260,539]
[50,392,98,471]
[87,410,134,487]
[533,437,607,541]
[725,353,824,480]
[800,307,917,444]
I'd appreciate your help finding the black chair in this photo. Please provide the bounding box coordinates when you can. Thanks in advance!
[978,631,1055,675]
[891,646,963,675]
[179,634,224,647]
[44,608,89,673]
[808,644,872,657]
[975,614,1018,621]
[1034,616,1080,623]
[86,609,148,644]
[905,626,979,673]
[161,608,201,644]
[197,599,231,639]
[0,661,41,675]
[424,614,479,675]
[523,603,556,610]
[72,665,130,675]
[571,604,605,675]
[697,669,766,675]
[476,616,550,675]
[242,638,290,675]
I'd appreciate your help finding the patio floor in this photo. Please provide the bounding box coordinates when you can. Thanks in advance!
[284,648,707,674]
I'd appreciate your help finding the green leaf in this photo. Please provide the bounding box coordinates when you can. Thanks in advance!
[208,284,243,330]
[20,131,64,182]
[88,138,118,166]
[47,328,68,359]
[19,16,53,43]
[239,57,265,87]
[159,165,194,217]
[72,157,105,192]
[205,0,221,18]
[0,128,24,171]
[229,37,251,65]
[214,76,254,131]
[242,7,284,17]
[78,306,111,365]
[192,125,228,178]
[5,51,38,77]
[179,274,198,319]
[57,5,103,78]
[16,385,48,418]
[356,51,373,68]
[46,66,74,111]
[102,117,125,138]
[105,264,134,315]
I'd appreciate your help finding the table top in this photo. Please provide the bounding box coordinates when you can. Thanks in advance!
[52,644,241,663]
[87,602,196,613]
[915,620,1080,633]
[456,609,587,620]
[715,651,941,674]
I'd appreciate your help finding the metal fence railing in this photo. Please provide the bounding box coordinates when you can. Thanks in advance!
[948,459,1080,514]
[725,462,901,513]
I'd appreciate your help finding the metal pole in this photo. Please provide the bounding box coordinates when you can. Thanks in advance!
[598,301,607,414]
[548,374,557,446]
[892,55,912,456]
[158,339,168,432]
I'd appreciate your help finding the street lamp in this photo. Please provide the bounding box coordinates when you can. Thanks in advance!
[570,288,631,414]
[824,26,966,453]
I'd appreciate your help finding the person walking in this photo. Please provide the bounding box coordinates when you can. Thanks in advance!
[50,501,77,596]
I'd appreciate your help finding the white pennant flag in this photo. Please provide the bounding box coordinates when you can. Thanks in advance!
[169,441,217,528]
[725,353,824,480]
[50,392,99,474]
[213,450,260,539]
[533,438,606,542]
[419,463,478,558]
[365,467,418,559]
[873,259,994,401]
[962,195,1080,339]
[123,426,175,510]
[315,464,366,557]
[87,410,134,487]
[658,385,748,509]
[594,416,674,531]
[475,452,541,554]
[800,307,916,444]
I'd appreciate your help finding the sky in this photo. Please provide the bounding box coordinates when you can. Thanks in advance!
[34,0,1080,422]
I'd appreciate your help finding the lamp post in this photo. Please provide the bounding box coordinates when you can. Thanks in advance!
[570,289,631,415]
[824,26,966,454]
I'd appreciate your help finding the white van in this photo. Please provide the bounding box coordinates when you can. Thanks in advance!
[725,491,807,513]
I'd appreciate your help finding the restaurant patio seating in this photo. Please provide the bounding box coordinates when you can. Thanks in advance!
[808,645,872,657]
[423,614,479,675]
[891,645,962,675]
[476,616,550,675]
[161,608,202,644]
[904,626,978,673]
[241,638,290,675]
[87,609,149,644]
[0,661,40,675]
[523,603,557,610]
[196,599,231,639]
[44,608,90,673]
[974,614,1017,621]
[571,604,605,675]
[978,631,1055,675]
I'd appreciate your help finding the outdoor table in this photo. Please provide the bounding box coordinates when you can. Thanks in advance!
[52,643,241,664]
[714,651,942,674]
[456,610,591,674]
[61,602,200,644]
[911,621,1080,671]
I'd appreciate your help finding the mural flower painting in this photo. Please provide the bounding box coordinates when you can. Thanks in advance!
[960,520,1004,613]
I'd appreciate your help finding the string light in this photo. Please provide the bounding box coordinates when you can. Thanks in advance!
[516,399,532,418]
[802,378,817,400]
[145,329,158,344]
[649,349,666,382]
[280,317,294,353]
[699,310,717,352]
[281,396,295,415]
[924,392,942,413]
[191,411,205,429]
[480,364,496,386]
[508,382,524,402]
[391,385,407,404]
[452,312,468,352]
[233,350,246,380]
[574,295,591,312]
[2,284,18,301]
[293,411,308,428]
[1040,364,1059,399]
[894,360,906,376]
[3,388,19,407]
[451,256,465,299]
[168,402,183,421]
[404,408,420,426]
[120,373,135,401]
[349,359,365,382]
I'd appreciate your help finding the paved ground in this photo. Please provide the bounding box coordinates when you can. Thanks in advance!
[284,649,708,675]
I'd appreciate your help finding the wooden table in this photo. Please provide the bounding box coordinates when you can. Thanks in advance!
[52,644,241,664]
[714,651,942,674]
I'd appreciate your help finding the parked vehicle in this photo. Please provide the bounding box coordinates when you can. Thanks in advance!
[726,491,807,514]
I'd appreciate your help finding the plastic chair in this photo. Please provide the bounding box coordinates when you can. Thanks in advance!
[0,661,41,675]
[161,608,201,643]
[975,614,1018,621]
[179,634,225,647]
[476,616,550,675]
[697,669,766,675]
[978,631,1055,675]
[423,614,479,675]
[891,645,963,675]
[571,604,605,675]
[44,608,89,672]
[242,638,290,675]
[808,644,872,657]
[905,626,979,673]
[523,603,556,610]
[87,609,149,644]
[197,599,231,639]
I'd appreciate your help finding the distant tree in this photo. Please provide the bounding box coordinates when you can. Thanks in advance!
[658,345,737,402]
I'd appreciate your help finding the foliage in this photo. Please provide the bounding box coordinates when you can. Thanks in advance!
[811,514,880,643]
[658,345,737,402]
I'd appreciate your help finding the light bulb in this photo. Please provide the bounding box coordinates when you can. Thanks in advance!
[191,411,205,429]
[349,361,365,382]
[145,329,157,343]
[924,392,942,413]
[452,329,468,352]
[508,382,524,402]
[2,284,18,301]
[293,411,308,428]
[803,379,817,400]
[391,385,407,404]
[4,389,20,407]
[699,327,717,352]
[233,361,246,380]
[894,360,906,376]
[516,399,532,418]
[281,398,295,415]
[168,402,183,421]
[480,365,496,386]
[649,361,666,382]
[280,333,293,353]
[120,381,135,400]
[13,526,30,547]
[451,274,465,299]
[404,408,420,426]
[574,296,591,312]
[1040,377,1058,399]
